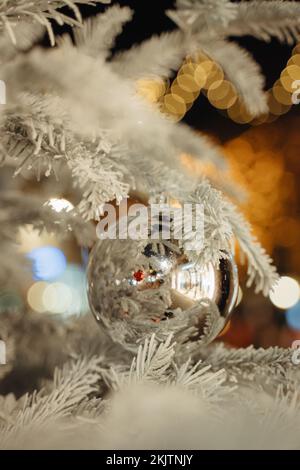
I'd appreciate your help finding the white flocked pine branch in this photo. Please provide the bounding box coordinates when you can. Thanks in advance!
[0,356,103,448]
[0,1,110,46]
[1,1,300,449]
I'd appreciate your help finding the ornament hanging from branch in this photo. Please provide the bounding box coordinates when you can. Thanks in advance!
[87,232,238,352]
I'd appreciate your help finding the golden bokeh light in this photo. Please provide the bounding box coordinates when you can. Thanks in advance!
[267,90,291,116]
[280,64,300,92]
[293,44,300,55]
[136,78,167,104]
[160,57,203,120]
[178,62,198,76]
[194,63,210,88]
[202,62,224,90]
[180,112,300,281]
[186,51,210,64]
[177,70,200,92]
[288,54,300,67]
[207,80,237,110]
[171,80,200,104]
[138,42,300,124]
[251,113,270,126]
[272,80,293,106]
[227,99,253,124]
[163,93,187,120]
[223,116,300,261]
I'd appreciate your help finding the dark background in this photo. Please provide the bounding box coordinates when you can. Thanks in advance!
[51,0,299,140]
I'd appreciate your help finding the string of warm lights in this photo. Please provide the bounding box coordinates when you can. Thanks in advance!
[159,52,239,122]
[252,43,300,125]
[136,77,168,105]
[137,43,300,126]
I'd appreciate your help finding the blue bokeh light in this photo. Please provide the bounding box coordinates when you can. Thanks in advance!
[286,301,300,331]
[27,246,67,281]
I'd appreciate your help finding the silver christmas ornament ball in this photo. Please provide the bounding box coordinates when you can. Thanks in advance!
[87,238,239,351]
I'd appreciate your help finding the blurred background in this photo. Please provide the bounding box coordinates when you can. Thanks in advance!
[1,0,299,350]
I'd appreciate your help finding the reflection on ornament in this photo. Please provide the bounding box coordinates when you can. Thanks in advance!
[87,238,238,351]
[171,258,238,318]
[218,319,232,338]
[236,286,243,307]
[133,270,145,282]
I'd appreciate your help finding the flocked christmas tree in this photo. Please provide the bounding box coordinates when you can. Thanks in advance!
[0,0,300,449]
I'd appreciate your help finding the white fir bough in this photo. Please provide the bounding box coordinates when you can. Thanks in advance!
[0,356,103,448]
[0,0,299,450]
[0,332,300,449]
[167,0,300,116]
[0,0,110,45]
